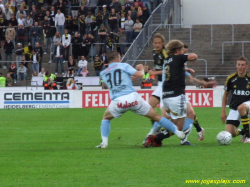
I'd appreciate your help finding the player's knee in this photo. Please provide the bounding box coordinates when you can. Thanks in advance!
[237,104,248,115]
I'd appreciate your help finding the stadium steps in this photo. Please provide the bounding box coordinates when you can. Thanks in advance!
[137,24,250,85]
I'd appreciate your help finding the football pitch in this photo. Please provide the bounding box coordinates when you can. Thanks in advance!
[0,108,248,187]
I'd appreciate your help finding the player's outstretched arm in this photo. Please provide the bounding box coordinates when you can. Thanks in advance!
[221,91,229,124]
[187,53,198,61]
[133,64,144,79]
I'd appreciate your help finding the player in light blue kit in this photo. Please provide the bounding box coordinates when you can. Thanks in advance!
[96,51,190,148]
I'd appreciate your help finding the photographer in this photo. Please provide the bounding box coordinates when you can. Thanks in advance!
[66,78,80,90]
[44,78,58,90]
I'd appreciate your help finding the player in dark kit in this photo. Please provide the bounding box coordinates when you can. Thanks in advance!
[221,56,250,143]
[161,40,198,144]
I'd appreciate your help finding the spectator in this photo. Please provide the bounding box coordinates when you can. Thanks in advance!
[62,29,71,63]
[81,34,88,57]
[85,11,93,34]
[45,11,53,25]
[16,5,26,20]
[133,18,142,39]
[72,16,78,34]
[0,1,5,15]
[17,63,27,80]
[6,73,13,86]
[66,78,79,90]
[78,5,88,17]
[77,55,87,75]
[30,6,39,23]
[90,17,98,39]
[24,15,33,45]
[31,49,40,73]
[14,43,24,65]
[101,5,109,30]
[80,66,89,77]
[44,22,53,55]
[50,31,61,64]
[3,37,14,69]
[71,0,79,17]
[16,0,24,10]
[8,62,17,83]
[50,6,56,26]
[141,0,152,14]
[44,78,58,90]
[16,24,25,47]
[138,10,145,25]
[100,52,108,69]
[53,41,64,75]
[38,67,46,77]
[9,14,17,27]
[55,0,65,15]
[32,71,38,77]
[30,22,42,49]
[124,16,134,46]
[106,35,113,53]
[6,0,15,14]
[38,6,46,26]
[88,34,96,58]
[111,29,126,56]
[0,14,7,43]
[71,32,82,60]
[55,9,65,36]
[119,13,126,30]
[142,5,150,21]
[68,55,77,73]
[78,15,86,36]
[130,5,138,23]
[17,14,25,26]
[93,55,103,76]
[65,15,73,34]
[120,5,126,17]
[0,72,6,87]
[124,0,132,12]
[5,5,13,22]
[134,0,143,9]
[34,42,43,72]
[113,0,122,13]
[21,55,28,70]
[109,8,118,33]
[5,23,16,48]
[98,24,107,55]
[43,71,57,82]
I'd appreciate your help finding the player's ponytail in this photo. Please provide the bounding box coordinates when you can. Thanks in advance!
[165,40,184,56]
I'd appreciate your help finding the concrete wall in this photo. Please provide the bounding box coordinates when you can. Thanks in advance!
[181,0,250,25]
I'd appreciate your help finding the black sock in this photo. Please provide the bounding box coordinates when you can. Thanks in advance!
[154,130,174,144]
[239,129,245,135]
[193,115,202,132]
[151,119,154,126]
[241,114,249,137]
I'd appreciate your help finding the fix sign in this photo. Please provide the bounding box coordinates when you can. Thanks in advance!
[82,90,213,108]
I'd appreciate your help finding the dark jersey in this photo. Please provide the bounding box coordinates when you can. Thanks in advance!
[152,48,168,82]
[224,72,250,110]
[162,54,188,98]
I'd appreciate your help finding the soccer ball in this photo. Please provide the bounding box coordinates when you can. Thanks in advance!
[216,131,232,145]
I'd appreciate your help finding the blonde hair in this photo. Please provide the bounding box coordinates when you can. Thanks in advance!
[67,78,73,85]
[165,39,184,56]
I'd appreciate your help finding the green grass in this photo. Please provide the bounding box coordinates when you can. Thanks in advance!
[0,108,248,187]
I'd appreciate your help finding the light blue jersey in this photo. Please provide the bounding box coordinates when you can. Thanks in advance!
[185,71,191,77]
[100,63,137,100]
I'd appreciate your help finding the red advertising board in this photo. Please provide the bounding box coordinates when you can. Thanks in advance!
[82,89,213,108]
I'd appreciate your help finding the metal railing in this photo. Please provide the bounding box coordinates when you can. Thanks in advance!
[122,0,174,64]
[222,41,250,64]
[148,24,234,46]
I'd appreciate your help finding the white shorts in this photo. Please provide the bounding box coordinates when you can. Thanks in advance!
[109,92,151,118]
[151,81,164,107]
[163,94,187,119]
[185,95,191,104]
[227,101,250,126]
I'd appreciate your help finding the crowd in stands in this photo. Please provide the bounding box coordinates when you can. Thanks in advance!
[0,0,162,87]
